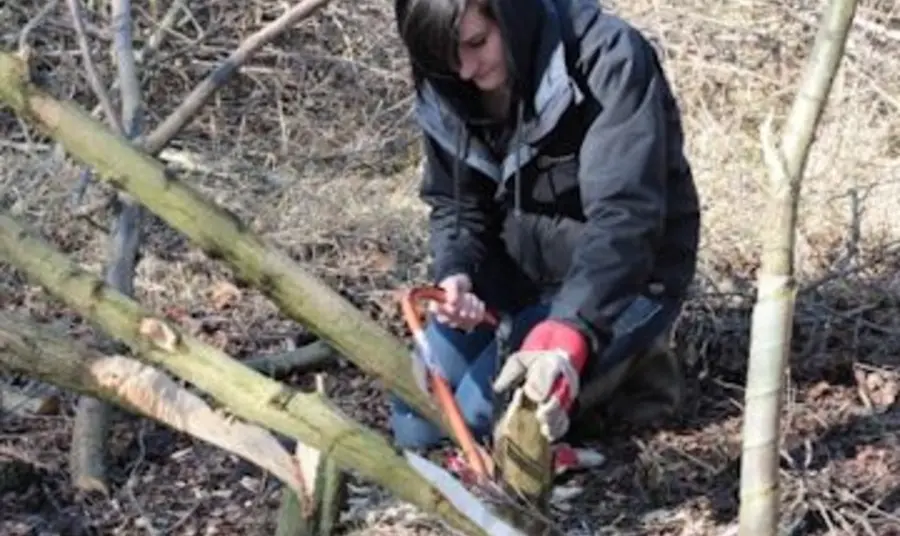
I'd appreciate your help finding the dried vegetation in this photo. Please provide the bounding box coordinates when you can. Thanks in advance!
[1,0,900,534]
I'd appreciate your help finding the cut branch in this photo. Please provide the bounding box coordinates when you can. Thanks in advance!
[738,1,859,535]
[0,311,306,497]
[275,374,348,535]
[0,51,444,432]
[0,211,520,536]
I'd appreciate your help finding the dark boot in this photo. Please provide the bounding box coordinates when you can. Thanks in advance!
[605,328,685,428]
[567,328,685,439]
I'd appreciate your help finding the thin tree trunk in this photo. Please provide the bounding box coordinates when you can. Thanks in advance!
[738,1,858,534]
[65,0,147,494]
[492,392,554,535]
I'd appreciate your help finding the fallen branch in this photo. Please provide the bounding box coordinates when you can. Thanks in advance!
[245,340,335,376]
[0,211,519,536]
[0,51,444,431]
[0,311,306,498]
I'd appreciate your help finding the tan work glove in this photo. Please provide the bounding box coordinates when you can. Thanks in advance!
[492,348,581,441]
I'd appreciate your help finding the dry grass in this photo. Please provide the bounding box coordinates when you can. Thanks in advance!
[2,0,900,534]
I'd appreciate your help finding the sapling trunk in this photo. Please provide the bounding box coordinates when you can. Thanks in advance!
[492,391,554,535]
[738,1,858,534]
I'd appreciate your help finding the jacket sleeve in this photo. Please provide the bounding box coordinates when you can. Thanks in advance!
[548,20,672,350]
[418,134,500,284]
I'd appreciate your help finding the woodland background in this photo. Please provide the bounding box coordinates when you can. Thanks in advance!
[1,0,899,534]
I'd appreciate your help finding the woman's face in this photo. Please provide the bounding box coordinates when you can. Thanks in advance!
[456,3,508,93]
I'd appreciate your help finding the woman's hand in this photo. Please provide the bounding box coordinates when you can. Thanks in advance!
[429,273,487,331]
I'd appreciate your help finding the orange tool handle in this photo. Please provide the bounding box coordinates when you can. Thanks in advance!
[400,286,499,331]
[400,286,498,481]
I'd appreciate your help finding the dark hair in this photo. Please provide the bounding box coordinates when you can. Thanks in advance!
[394,0,505,121]
[394,0,496,85]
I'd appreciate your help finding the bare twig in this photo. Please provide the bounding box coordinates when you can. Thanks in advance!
[136,0,189,64]
[65,0,122,134]
[142,0,332,154]
[18,0,60,54]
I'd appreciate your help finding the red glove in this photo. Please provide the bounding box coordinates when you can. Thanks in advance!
[519,319,589,411]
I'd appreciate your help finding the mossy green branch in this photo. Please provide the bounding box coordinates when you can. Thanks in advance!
[0,211,489,536]
[0,51,443,432]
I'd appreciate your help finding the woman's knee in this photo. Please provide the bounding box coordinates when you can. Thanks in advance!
[453,352,501,439]
[420,317,494,385]
[388,383,493,448]
[388,322,494,448]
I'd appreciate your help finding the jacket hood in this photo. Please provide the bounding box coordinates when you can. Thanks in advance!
[491,0,565,119]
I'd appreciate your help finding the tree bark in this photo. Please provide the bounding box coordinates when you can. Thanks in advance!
[0,211,519,536]
[738,1,858,534]
[0,51,444,432]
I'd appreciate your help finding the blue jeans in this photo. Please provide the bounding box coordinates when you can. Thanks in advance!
[389,294,683,449]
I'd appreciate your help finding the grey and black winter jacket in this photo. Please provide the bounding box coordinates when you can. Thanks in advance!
[408,0,701,352]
